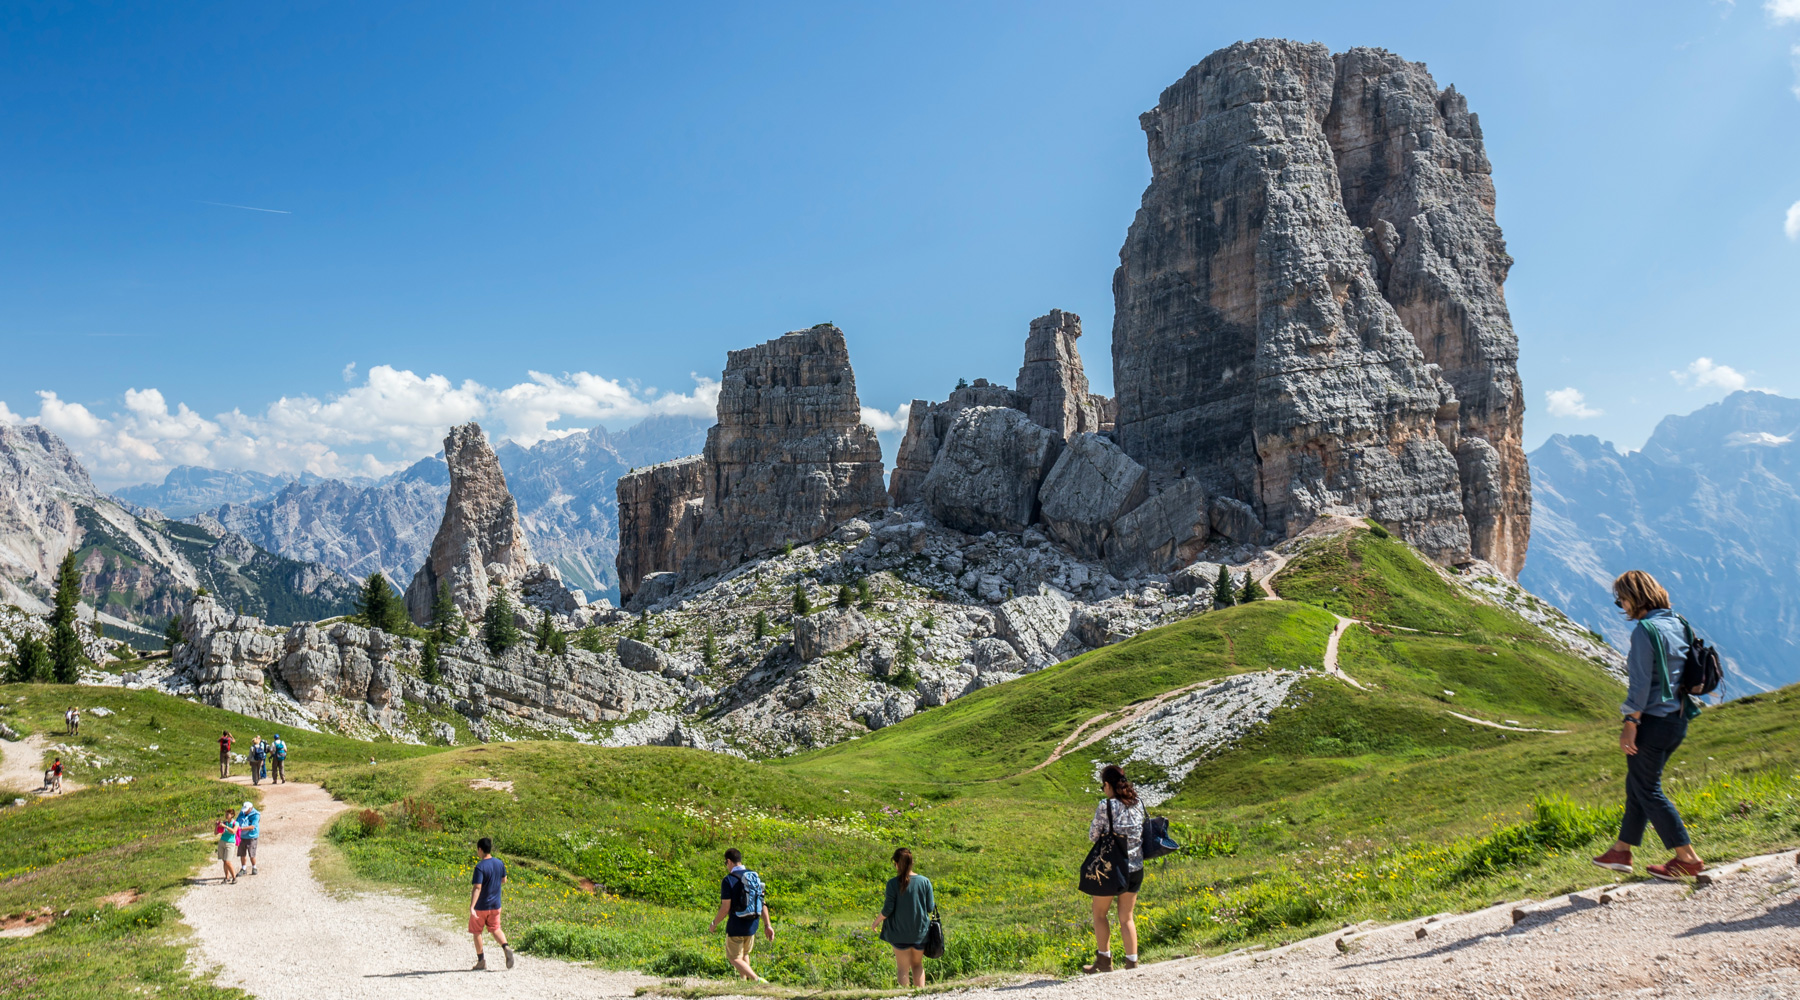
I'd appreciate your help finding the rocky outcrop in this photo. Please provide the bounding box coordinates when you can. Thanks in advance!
[1326,49,1529,577]
[1104,478,1211,578]
[615,457,706,602]
[1036,433,1148,559]
[794,607,868,661]
[616,325,886,606]
[1016,310,1104,440]
[404,423,583,625]
[919,407,1061,536]
[888,380,1028,507]
[1110,39,1516,570]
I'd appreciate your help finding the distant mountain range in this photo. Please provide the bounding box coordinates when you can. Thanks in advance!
[116,414,712,604]
[1523,390,1800,693]
[0,423,359,631]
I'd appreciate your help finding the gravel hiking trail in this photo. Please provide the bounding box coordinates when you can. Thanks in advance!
[178,777,652,1000]
[0,733,83,796]
[948,849,1800,1000]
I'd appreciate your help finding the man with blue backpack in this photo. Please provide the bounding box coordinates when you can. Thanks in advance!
[709,847,773,982]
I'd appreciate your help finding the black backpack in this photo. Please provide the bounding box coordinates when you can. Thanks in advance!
[1648,615,1724,698]
[1142,815,1181,861]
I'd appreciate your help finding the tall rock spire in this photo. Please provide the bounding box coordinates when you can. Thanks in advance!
[404,422,532,624]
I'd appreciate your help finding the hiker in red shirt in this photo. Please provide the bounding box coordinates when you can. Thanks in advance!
[218,730,234,779]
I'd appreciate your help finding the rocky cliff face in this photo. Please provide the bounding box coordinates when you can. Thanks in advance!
[1016,310,1105,441]
[616,325,886,605]
[211,474,447,587]
[888,380,1028,507]
[615,456,705,602]
[403,423,541,624]
[1110,39,1527,573]
[1326,49,1529,578]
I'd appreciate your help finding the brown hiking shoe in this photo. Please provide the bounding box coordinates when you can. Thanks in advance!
[1591,847,1633,873]
[503,945,515,969]
[472,955,487,971]
[1082,954,1112,974]
[1124,957,1139,970]
[1648,857,1704,882]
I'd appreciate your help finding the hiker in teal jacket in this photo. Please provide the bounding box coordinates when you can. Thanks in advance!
[1591,570,1706,882]
[871,847,934,988]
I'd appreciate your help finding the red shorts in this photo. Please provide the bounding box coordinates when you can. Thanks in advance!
[468,909,502,935]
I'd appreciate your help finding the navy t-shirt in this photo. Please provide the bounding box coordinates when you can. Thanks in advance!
[721,869,759,936]
[472,857,506,911]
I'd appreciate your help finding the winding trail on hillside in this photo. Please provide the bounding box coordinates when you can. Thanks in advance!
[0,734,84,796]
[178,777,652,1000]
[946,848,1800,999]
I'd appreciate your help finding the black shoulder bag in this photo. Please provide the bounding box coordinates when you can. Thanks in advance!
[922,906,945,958]
[1078,800,1131,896]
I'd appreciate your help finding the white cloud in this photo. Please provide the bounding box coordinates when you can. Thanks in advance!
[1786,199,1800,240]
[859,402,912,434]
[1672,357,1749,392]
[341,362,358,383]
[1768,0,1800,22]
[3,366,724,488]
[1726,430,1793,446]
[0,400,20,425]
[1545,387,1603,419]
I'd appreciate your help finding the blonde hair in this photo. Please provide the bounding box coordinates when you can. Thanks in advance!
[1612,570,1671,618]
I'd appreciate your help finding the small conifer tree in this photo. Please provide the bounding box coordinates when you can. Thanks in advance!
[163,613,185,651]
[630,610,649,641]
[1241,573,1267,603]
[897,623,917,667]
[1213,566,1236,609]
[792,583,811,616]
[8,632,50,684]
[836,584,853,609]
[421,635,441,684]
[753,610,769,641]
[49,551,83,684]
[429,581,463,642]
[357,573,406,633]
[535,612,557,653]
[482,590,521,654]
[855,577,872,609]
[703,628,719,671]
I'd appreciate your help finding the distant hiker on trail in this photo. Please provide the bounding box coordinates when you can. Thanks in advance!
[65,707,78,735]
[871,847,934,988]
[215,809,240,884]
[1081,764,1146,974]
[49,757,63,794]
[270,735,287,784]
[1591,570,1707,882]
[236,801,260,875]
[218,730,234,779]
[468,837,513,971]
[249,738,267,786]
[710,847,773,982]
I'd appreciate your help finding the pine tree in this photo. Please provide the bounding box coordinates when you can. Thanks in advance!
[8,633,49,684]
[855,577,872,609]
[357,573,405,633]
[420,635,441,684]
[630,610,649,642]
[897,623,917,668]
[482,590,521,655]
[535,612,556,652]
[1241,573,1267,603]
[836,584,853,610]
[429,581,462,642]
[48,551,82,684]
[753,610,769,642]
[1213,566,1236,609]
[792,583,811,616]
[703,628,719,671]
[163,613,186,651]
[548,624,567,656]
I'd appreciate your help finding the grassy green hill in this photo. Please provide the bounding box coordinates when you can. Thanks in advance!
[3,523,1798,995]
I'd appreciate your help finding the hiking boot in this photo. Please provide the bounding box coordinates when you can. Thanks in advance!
[1649,856,1705,882]
[503,945,515,969]
[1082,954,1112,974]
[1591,847,1633,873]
[472,955,487,971]
[1123,957,1139,970]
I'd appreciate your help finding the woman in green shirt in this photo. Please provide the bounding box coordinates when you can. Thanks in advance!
[871,847,934,988]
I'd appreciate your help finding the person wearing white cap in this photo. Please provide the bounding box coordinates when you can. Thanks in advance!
[236,801,261,875]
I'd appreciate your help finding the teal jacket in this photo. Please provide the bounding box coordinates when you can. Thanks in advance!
[879,874,934,947]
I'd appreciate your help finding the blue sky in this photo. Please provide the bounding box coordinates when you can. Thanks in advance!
[2,1,1798,487]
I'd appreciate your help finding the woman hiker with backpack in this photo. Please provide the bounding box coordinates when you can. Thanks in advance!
[1590,570,1709,882]
[871,847,936,988]
[1081,764,1146,973]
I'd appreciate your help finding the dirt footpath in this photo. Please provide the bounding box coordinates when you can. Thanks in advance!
[0,734,81,796]
[178,778,652,1000]
[951,853,1800,1000]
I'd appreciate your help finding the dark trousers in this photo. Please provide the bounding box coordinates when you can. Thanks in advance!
[1619,712,1690,850]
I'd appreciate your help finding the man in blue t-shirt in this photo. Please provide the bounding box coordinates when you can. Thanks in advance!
[709,847,773,982]
[235,802,261,875]
[468,837,513,971]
